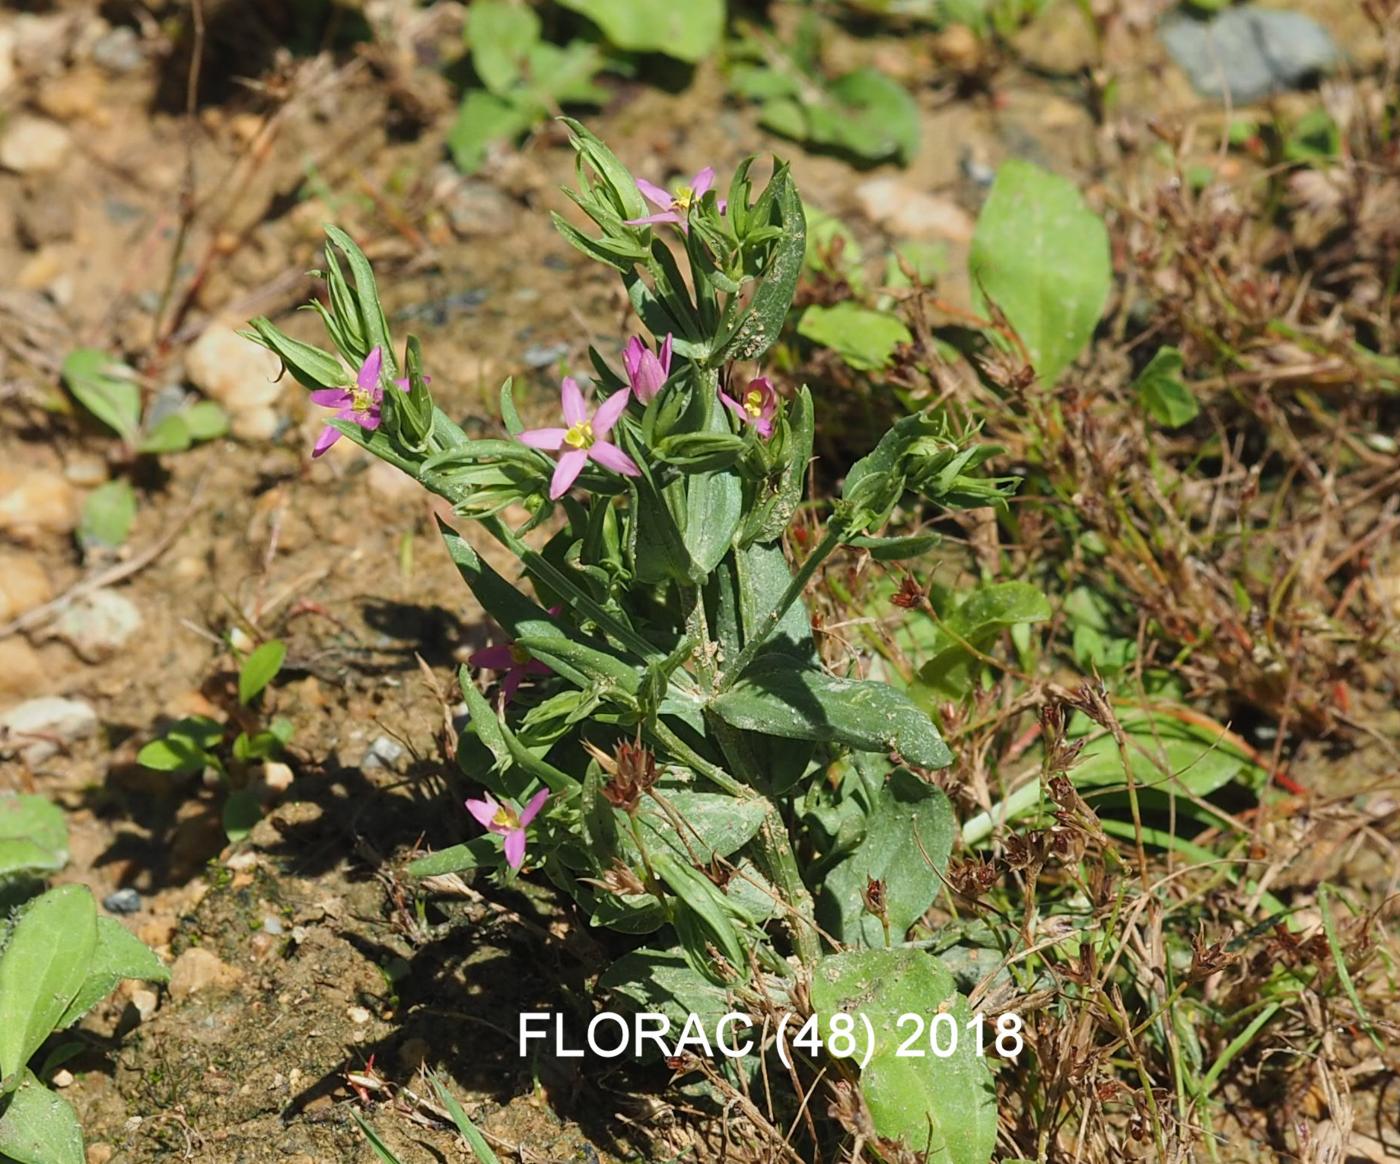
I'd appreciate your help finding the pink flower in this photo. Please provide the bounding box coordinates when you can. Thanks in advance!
[625,167,726,234]
[622,334,672,404]
[465,789,549,870]
[720,376,779,439]
[308,346,410,457]
[517,377,640,500]
[468,605,561,702]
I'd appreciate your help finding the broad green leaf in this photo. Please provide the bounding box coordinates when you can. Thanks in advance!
[809,949,997,1163]
[916,581,1051,698]
[808,68,921,164]
[60,348,141,445]
[1067,708,1263,799]
[181,400,230,442]
[78,479,136,551]
[137,716,223,774]
[798,303,912,372]
[818,767,955,946]
[734,539,816,663]
[0,1070,84,1164]
[238,640,286,705]
[969,159,1110,384]
[0,796,68,880]
[635,790,767,862]
[556,0,724,62]
[0,886,97,1094]
[598,948,736,1051]
[449,91,533,175]
[712,656,953,769]
[681,424,744,578]
[1133,346,1199,428]
[468,0,540,95]
[56,917,169,1030]
[221,789,262,844]
[137,412,192,454]
[651,851,749,983]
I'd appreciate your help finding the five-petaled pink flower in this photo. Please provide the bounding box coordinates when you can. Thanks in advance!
[622,334,672,404]
[469,606,561,702]
[309,346,409,457]
[625,167,724,234]
[466,789,549,870]
[518,377,640,500]
[720,376,779,439]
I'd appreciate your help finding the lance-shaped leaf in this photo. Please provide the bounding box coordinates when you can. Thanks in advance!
[324,225,395,374]
[56,917,170,1030]
[241,318,348,390]
[710,656,952,769]
[0,1070,84,1164]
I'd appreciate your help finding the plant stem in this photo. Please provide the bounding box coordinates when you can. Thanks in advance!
[716,523,844,692]
[756,806,821,968]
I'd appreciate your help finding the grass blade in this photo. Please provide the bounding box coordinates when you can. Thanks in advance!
[427,1069,502,1164]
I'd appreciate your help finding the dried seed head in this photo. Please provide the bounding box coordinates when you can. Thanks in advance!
[862,877,889,920]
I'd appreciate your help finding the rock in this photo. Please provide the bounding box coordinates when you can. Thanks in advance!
[37,69,106,123]
[91,26,144,74]
[183,323,286,442]
[855,177,976,243]
[63,454,109,489]
[51,589,142,663]
[50,1069,74,1088]
[522,341,569,369]
[126,988,159,1022]
[261,760,294,793]
[1161,6,1339,104]
[0,696,99,764]
[103,887,142,915]
[168,947,241,998]
[1012,2,1097,76]
[346,1005,371,1025]
[85,1143,115,1164]
[435,166,517,236]
[0,116,73,175]
[0,26,15,96]
[0,553,53,623]
[0,467,80,542]
[362,735,406,770]
[0,639,47,702]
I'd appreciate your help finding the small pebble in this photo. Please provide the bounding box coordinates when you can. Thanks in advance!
[102,887,142,915]
[51,589,142,662]
[0,116,72,175]
[51,1069,74,1089]
[127,988,159,1022]
[347,1006,371,1025]
[362,735,406,770]
[91,26,144,74]
[522,341,569,369]
[261,915,284,935]
[0,696,98,764]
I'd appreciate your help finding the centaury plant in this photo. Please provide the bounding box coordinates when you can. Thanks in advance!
[248,120,1016,1161]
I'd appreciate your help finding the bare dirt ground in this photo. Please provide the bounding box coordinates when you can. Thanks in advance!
[1,1,1396,1161]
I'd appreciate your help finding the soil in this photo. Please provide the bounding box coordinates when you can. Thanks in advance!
[0,1,1395,1162]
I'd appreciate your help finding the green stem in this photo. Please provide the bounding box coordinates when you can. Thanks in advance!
[716,524,844,692]
[756,806,821,968]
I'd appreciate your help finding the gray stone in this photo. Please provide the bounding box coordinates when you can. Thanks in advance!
[52,589,142,662]
[0,696,99,764]
[522,341,569,369]
[1161,6,1340,104]
[91,26,145,74]
[103,887,142,914]
[362,734,406,770]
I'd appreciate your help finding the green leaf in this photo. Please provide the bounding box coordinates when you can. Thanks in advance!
[221,789,262,844]
[137,412,192,454]
[809,949,997,1163]
[598,948,736,1053]
[1133,346,1199,428]
[916,581,1051,698]
[137,716,222,774]
[711,656,953,769]
[238,640,286,705]
[809,68,921,165]
[181,400,230,442]
[60,348,141,445]
[55,917,169,1031]
[427,1069,504,1164]
[650,851,748,983]
[77,480,137,552]
[324,225,394,373]
[0,885,97,1094]
[242,318,349,391]
[408,838,501,877]
[798,303,912,372]
[468,0,540,95]
[635,790,767,862]
[556,0,723,62]
[847,532,940,561]
[969,159,1110,385]
[0,1071,84,1164]
[0,796,68,880]
[449,90,535,174]
[818,767,955,946]
[1066,708,1263,799]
